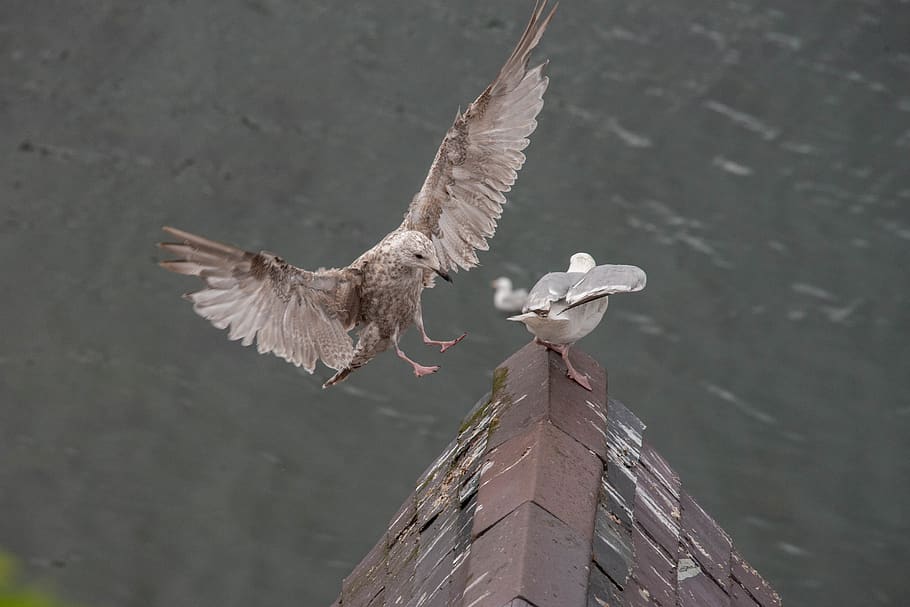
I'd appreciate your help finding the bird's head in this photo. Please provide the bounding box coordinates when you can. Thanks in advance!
[491,277,513,291]
[394,231,451,282]
[568,252,596,273]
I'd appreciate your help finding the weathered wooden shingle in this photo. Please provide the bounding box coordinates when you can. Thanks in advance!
[628,525,676,607]
[677,549,728,607]
[633,461,680,559]
[640,442,680,499]
[588,563,624,607]
[591,491,634,588]
[731,550,782,606]
[680,491,732,591]
[331,343,780,607]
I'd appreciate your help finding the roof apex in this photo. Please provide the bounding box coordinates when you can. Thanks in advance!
[333,343,780,607]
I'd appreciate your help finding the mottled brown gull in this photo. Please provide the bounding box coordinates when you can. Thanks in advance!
[158,2,557,388]
[508,253,647,390]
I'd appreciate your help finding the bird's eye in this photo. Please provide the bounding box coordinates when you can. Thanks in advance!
[415,253,425,260]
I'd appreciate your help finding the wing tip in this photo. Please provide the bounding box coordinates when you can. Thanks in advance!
[502,0,557,75]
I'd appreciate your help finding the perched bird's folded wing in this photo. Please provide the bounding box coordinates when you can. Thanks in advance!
[525,271,585,312]
[401,1,556,272]
[158,226,361,372]
[564,264,647,310]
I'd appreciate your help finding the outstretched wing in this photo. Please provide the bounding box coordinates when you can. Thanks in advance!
[524,271,585,312]
[158,226,362,372]
[401,1,556,272]
[563,264,647,311]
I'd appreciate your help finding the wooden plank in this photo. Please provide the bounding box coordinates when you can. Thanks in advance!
[587,564,624,607]
[677,551,728,607]
[633,464,680,559]
[629,525,676,607]
[591,496,633,588]
[680,492,732,591]
[640,441,680,499]
[731,550,781,606]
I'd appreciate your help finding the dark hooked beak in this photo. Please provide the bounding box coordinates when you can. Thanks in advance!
[435,269,452,283]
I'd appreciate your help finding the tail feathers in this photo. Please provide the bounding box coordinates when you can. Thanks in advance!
[323,367,352,388]
[508,311,569,323]
[507,312,536,322]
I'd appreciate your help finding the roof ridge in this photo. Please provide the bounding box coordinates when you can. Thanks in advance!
[333,342,781,607]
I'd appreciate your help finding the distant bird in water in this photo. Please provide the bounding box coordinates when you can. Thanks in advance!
[158,2,557,388]
[508,253,646,390]
[491,277,529,313]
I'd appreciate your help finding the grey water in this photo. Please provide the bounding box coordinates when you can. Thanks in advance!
[1,1,908,605]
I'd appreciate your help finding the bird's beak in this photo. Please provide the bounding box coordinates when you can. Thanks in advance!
[435,269,453,283]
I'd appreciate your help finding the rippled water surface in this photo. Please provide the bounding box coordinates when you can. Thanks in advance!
[1,1,908,606]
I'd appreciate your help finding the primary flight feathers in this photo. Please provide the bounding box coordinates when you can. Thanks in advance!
[402,2,556,272]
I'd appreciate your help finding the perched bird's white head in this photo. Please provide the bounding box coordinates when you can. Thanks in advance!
[390,231,451,282]
[568,252,596,273]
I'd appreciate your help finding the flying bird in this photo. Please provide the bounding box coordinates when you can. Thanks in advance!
[491,277,529,313]
[158,2,557,388]
[508,253,646,390]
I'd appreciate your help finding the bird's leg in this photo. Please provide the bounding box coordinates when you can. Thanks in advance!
[415,306,466,353]
[535,339,592,391]
[394,333,439,377]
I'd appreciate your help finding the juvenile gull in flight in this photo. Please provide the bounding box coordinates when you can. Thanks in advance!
[491,277,529,313]
[159,2,557,388]
[508,253,646,390]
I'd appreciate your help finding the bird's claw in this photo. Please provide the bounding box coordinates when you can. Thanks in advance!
[438,333,467,353]
[567,369,593,391]
[413,364,440,377]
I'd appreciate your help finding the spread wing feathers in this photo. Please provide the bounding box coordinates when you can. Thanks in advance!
[401,1,557,272]
[524,271,585,312]
[158,226,362,372]
[563,264,647,311]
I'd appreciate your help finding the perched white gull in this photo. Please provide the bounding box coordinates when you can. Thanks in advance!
[158,2,557,388]
[508,253,646,390]
[491,277,529,313]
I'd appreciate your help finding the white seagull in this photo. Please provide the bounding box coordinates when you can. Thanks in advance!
[491,277,529,313]
[158,3,557,388]
[508,253,647,390]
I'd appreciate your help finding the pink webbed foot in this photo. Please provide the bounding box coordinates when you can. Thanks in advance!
[566,367,593,391]
[439,333,468,352]
[426,332,466,353]
[535,339,593,391]
[412,363,440,378]
[395,343,440,378]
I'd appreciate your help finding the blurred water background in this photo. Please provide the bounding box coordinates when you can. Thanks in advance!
[1,1,908,605]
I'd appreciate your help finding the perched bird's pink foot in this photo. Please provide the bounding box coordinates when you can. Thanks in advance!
[566,367,593,391]
[425,332,467,353]
[536,340,593,391]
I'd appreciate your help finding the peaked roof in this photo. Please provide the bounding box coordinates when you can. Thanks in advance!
[331,342,781,607]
